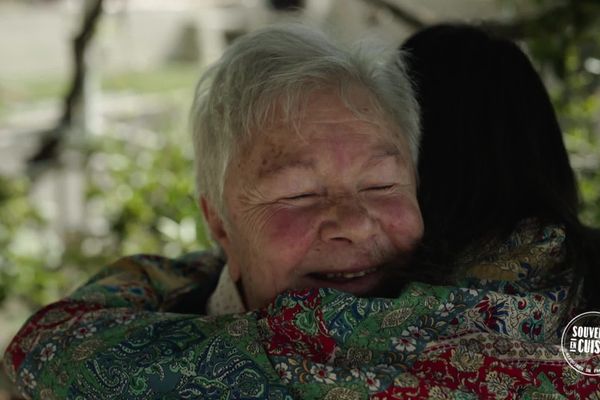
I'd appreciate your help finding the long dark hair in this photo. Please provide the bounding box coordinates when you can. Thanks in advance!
[401,24,599,310]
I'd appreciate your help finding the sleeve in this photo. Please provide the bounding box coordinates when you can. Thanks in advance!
[1,253,290,399]
[67,252,224,312]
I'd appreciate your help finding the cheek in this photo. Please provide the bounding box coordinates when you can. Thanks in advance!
[371,195,423,250]
[264,207,320,255]
[245,207,321,307]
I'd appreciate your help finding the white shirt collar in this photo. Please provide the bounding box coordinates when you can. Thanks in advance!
[206,264,246,316]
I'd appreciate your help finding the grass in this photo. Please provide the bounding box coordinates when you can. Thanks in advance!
[103,63,200,93]
[0,62,201,110]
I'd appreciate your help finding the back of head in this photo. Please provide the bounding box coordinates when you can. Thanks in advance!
[401,24,580,266]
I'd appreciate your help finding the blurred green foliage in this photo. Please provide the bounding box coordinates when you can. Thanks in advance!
[0,175,64,307]
[0,72,209,310]
[102,64,200,94]
[518,0,600,225]
[81,103,211,260]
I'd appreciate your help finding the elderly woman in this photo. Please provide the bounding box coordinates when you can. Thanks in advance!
[191,25,423,311]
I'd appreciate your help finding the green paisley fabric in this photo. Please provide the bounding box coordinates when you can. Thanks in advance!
[4,220,600,399]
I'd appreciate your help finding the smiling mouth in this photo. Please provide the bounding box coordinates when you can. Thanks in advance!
[305,266,383,296]
[310,267,379,282]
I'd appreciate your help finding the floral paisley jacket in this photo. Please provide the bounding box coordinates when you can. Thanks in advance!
[3,220,600,399]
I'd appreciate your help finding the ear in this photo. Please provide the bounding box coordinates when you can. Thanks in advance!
[200,196,229,247]
[199,196,240,282]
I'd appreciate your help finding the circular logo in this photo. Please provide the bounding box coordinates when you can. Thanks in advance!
[561,311,600,376]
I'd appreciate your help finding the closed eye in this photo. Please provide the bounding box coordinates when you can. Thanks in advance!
[282,193,318,201]
[362,184,395,192]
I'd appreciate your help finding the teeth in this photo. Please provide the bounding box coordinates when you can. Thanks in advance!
[323,267,377,279]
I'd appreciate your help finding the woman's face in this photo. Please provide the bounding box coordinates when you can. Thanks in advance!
[203,88,423,309]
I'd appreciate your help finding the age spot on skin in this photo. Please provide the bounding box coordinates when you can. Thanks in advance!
[255,139,289,180]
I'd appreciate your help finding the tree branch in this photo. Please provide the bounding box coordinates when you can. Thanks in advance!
[364,0,427,30]
[479,1,585,40]
[363,0,600,40]
[28,0,104,166]
[61,0,104,127]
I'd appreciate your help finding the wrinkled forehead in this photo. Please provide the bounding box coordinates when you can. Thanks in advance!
[223,90,416,192]
[237,85,411,161]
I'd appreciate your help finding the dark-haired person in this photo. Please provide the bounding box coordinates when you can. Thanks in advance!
[401,23,600,313]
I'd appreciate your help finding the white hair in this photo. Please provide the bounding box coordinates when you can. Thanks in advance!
[191,23,420,216]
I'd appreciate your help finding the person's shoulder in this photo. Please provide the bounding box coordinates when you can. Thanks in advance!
[90,250,225,280]
[175,250,226,273]
[580,225,600,258]
[582,225,600,240]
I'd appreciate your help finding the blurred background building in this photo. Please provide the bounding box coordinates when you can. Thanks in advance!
[1,0,599,397]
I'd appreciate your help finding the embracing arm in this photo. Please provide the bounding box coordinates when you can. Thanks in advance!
[2,253,288,399]
[4,222,598,399]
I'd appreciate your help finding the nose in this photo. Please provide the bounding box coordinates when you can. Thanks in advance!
[319,196,377,244]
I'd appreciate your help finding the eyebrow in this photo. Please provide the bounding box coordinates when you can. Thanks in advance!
[257,159,315,180]
[256,144,403,180]
[363,146,403,168]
